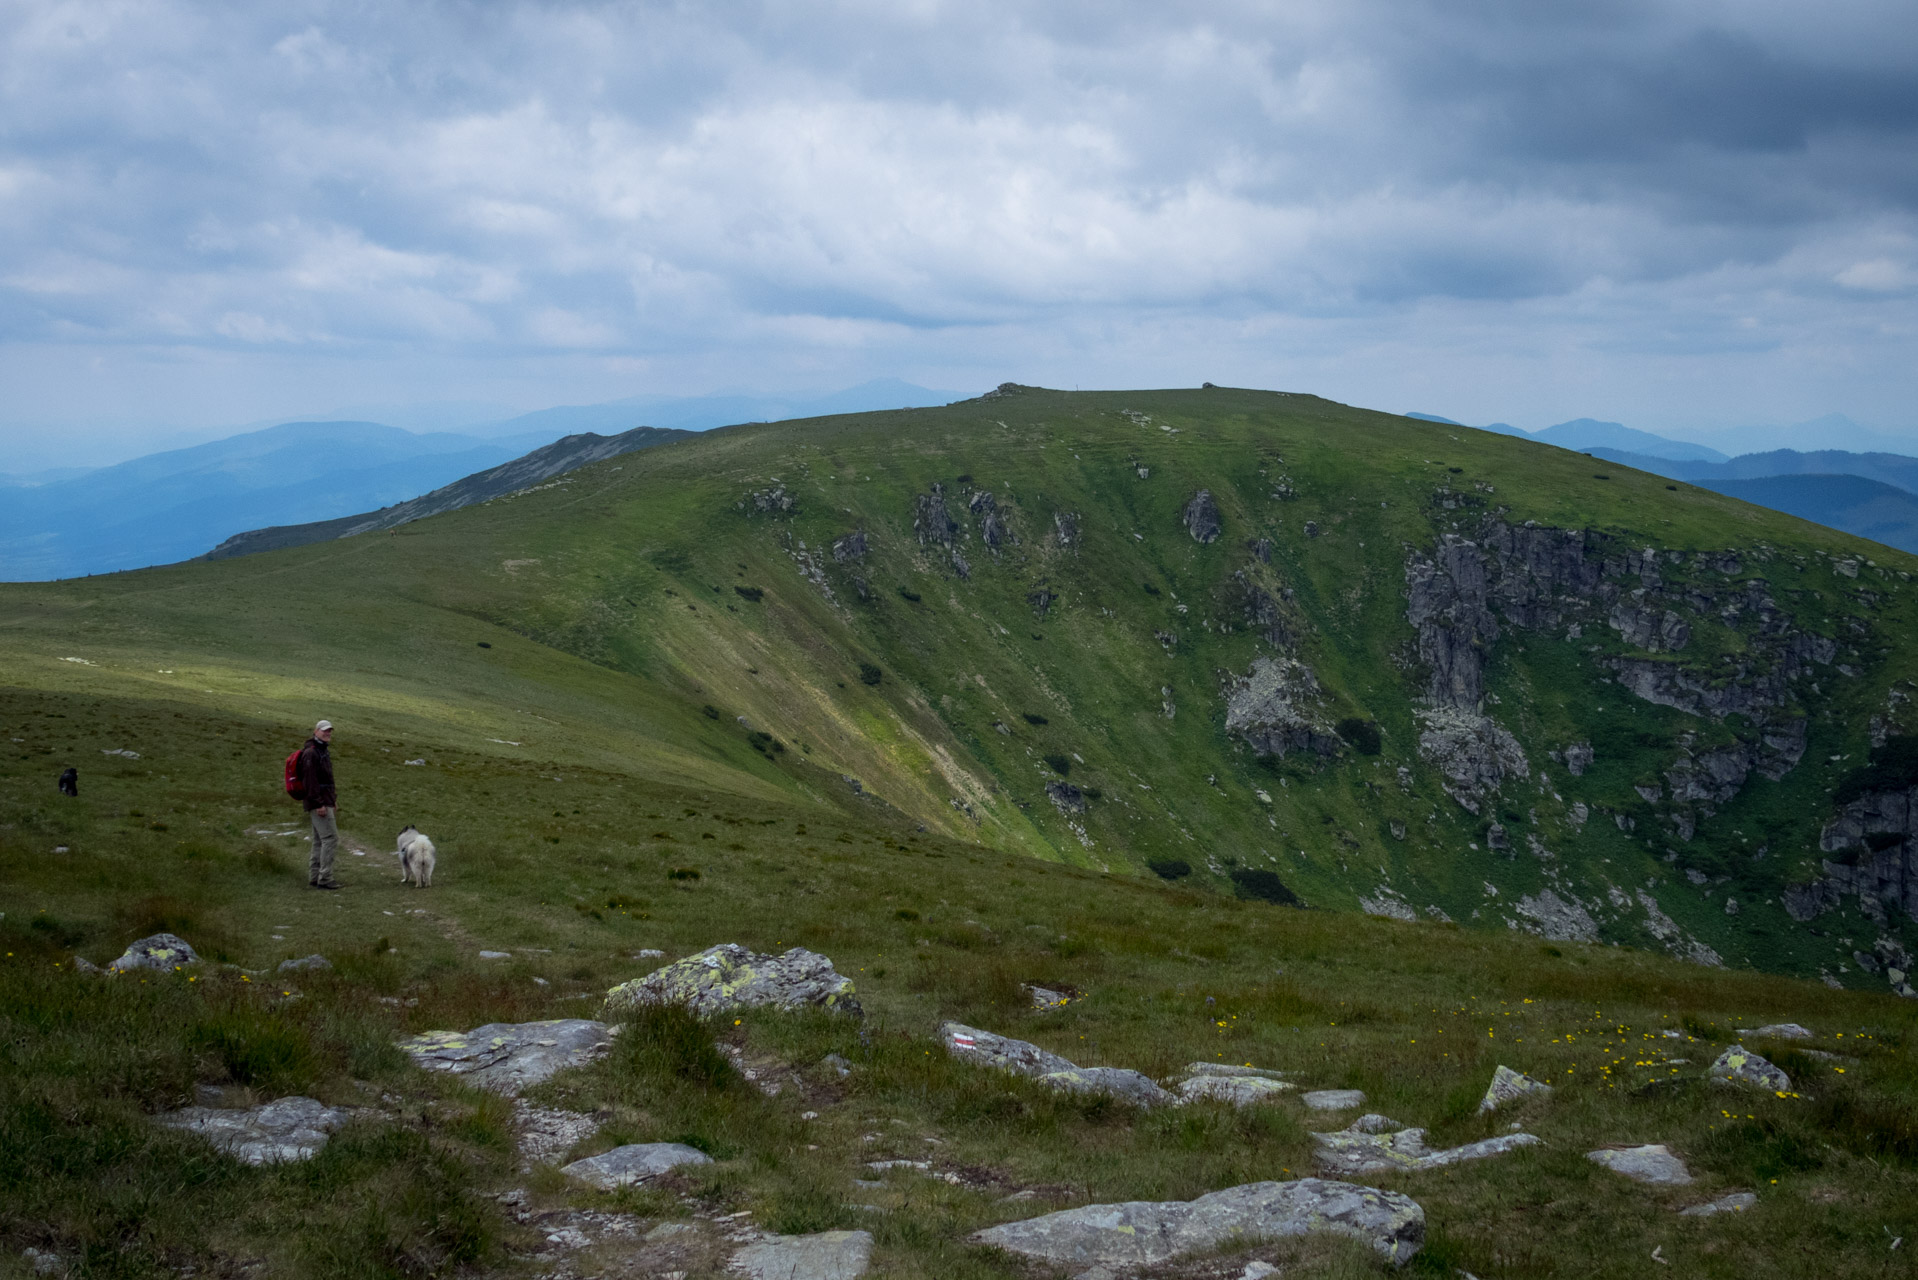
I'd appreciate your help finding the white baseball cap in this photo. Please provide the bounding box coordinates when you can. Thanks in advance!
[315,720,333,732]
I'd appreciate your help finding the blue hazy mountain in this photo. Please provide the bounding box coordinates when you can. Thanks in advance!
[1408,412,1728,462]
[1695,474,1918,554]
[0,381,967,582]
[0,421,552,582]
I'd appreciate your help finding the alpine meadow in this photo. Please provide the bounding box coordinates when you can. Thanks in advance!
[3,386,1915,1280]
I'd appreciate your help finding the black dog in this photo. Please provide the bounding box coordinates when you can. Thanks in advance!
[57,767,78,797]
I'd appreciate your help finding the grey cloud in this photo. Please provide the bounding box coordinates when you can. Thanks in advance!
[0,0,1913,444]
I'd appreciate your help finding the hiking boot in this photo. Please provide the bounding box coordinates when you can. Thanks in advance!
[313,880,342,891]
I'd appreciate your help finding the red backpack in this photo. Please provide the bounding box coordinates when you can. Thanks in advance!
[284,747,306,801]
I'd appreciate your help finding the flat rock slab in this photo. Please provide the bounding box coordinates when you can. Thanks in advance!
[1588,1144,1693,1186]
[942,1023,1170,1106]
[605,943,861,1018]
[974,1177,1424,1267]
[1175,1075,1296,1106]
[731,1229,873,1280]
[1479,1064,1553,1113]
[108,932,200,973]
[1302,1089,1367,1111]
[561,1142,712,1188]
[1313,1118,1540,1176]
[1680,1191,1757,1216]
[278,954,332,973]
[1709,1045,1791,1092]
[397,1019,614,1095]
[1039,1066,1174,1108]
[1183,1062,1294,1081]
[156,1096,349,1164]
[941,1022,1075,1077]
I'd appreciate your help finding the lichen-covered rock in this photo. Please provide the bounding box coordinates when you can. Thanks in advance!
[1708,1045,1790,1093]
[1182,1062,1294,1081]
[1587,1144,1693,1185]
[1478,1065,1554,1113]
[732,1230,873,1280]
[560,1142,712,1188]
[973,1177,1424,1267]
[156,1096,350,1164]
[603,944,862,1019]
[1224,657,1339,759]
[1175,1074,1295,1106]
[940,1022,1076,1077]
[108,932,201,973]
[1039,1067,1174,1108]
[397,1019,615,1094]
[1312,1117,1540,1175]
[1182,489,1223,543]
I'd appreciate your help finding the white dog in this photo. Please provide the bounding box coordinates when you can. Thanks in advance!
[396,825,436,887]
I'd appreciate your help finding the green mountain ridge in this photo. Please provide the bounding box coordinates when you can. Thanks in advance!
[4,385,1914,991]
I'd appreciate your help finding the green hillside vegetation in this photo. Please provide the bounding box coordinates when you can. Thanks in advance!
[1,387,1914,1277]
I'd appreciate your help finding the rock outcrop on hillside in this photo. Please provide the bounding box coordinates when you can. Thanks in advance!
[1404,516,1832,823]
[1223,657,1339,759]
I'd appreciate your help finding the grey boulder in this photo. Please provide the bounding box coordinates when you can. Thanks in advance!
[278,954,332,973]
[396,1019,615,1095]
[1587,1144,1693,1186]
[1040,1067,1175,1108]
[1680,1191,1757,1216]
[1313,1116,1541,1176]
[940,1021,1076,1076]
[603,943,861,1018]
[974,1177,1424,1267]
[560,1142,712,1189]
[732,1229,873,1280]
[1478,1064,1554,1114]
[1749,1023,1812,1040]
[1708,1045,1791,1093]
[108,932,201,973]
[941,1023,1168,1106]
[156,1096,350,1164]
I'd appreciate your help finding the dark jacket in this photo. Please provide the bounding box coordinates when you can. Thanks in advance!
[297,738,336,812]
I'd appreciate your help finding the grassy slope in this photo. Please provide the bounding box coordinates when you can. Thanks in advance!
[4,387,1907,976]
[1,388,1915,1279]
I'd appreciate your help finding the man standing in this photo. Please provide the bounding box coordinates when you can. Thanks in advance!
[298,720,341,890]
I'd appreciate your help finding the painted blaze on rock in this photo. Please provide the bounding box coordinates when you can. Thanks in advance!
[603,943,862,1018]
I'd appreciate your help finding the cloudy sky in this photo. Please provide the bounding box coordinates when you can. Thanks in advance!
[2,0,1915,467]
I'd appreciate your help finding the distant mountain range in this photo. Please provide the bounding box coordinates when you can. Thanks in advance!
[1581,447,1918,554]
[0,380,963,582]
[200,426,689,561]
[1406,413,1730,462]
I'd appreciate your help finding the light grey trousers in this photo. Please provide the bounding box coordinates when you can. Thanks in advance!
[309,809,338,884]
